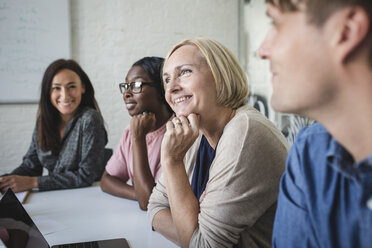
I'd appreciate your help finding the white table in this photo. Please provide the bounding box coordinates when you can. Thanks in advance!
[23,184,177,248]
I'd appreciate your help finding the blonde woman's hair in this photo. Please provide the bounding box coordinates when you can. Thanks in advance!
[164,37,249,109]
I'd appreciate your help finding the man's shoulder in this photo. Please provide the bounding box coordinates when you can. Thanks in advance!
[285,123,333,196]
[289,123,335,165]
[295,122,331,143]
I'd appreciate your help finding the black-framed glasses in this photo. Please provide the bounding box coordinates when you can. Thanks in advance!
[119,81,156,94]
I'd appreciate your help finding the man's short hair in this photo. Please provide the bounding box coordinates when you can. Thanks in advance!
[266,0,372,66]
[164,37,249,109]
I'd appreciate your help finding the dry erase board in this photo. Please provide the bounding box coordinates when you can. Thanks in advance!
[0,0,70,103]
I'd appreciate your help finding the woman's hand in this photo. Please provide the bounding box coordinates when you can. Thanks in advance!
[130,112,156,139]
[159,114,200,247]
[0,175,38,193]
[161,114,200,166]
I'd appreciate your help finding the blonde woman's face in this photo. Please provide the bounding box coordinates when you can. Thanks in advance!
[162,45,217,118]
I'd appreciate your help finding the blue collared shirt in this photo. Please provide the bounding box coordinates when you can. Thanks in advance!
[272,123,372,248]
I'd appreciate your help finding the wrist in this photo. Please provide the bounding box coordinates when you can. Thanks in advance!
[132,133,146,142]
[162,156,184,168]
[32,177,38,188]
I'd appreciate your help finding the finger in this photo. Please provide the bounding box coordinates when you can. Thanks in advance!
[172,116,179,123]
[0,181,5,192]
[178,116,189,126]
[172,117,182,127]
[144,112,155,121]
[0,176,9,181]
[178,116,193,135]
[187,114,200,131]
[0,186,8,194]
[166,120,175,131]
[0,176,8,186]
[0,180,11,191]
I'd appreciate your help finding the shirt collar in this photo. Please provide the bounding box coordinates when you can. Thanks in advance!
[326,136,372,179]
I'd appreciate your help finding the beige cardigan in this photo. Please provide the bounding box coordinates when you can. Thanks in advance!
[148,105,289,247]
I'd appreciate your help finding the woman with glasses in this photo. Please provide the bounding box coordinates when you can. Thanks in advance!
[147,37,289,247]
[0,59,107,192]
[100,57,173,210]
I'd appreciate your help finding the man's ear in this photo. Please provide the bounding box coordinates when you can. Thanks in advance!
[332,6,370,64]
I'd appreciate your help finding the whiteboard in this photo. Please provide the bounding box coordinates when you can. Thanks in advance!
[0,0,70,103]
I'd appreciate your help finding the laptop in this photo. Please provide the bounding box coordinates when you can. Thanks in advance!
[0,189,130,248]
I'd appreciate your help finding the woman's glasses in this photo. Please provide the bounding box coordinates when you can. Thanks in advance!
[119,81,156,94]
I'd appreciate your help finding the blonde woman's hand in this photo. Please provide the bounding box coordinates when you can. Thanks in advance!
[161,114,200,166]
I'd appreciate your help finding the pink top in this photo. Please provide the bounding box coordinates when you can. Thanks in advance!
[105,121,168,183]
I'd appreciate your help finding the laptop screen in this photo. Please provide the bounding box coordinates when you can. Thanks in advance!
[0,189,49,248]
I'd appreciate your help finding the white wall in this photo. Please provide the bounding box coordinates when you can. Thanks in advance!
[243,0,274,120]
[244,0,299,132]
[0,0,241,174]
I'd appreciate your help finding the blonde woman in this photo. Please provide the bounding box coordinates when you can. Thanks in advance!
[148,37,289,247]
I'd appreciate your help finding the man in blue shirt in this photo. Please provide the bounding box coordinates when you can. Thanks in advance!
[258,0,372,247]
